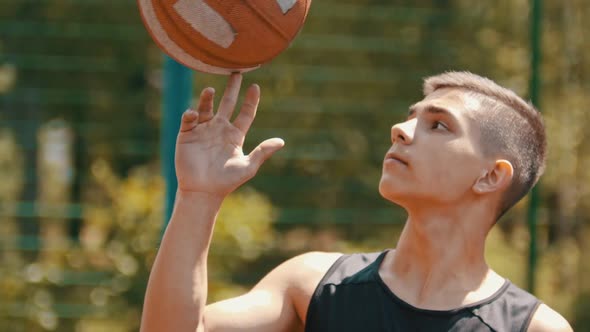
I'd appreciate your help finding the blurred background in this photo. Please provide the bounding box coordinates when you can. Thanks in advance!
[0,0,589,331]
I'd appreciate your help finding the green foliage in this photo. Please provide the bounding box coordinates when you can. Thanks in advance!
[0,129,23,201]
[0,156,279,330]
[208,189,277,302]
[572,291,590,331]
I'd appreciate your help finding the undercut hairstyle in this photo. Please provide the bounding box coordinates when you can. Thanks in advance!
[423,71,546,219]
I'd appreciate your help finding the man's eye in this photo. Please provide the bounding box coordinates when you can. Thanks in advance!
[432,121,448,130]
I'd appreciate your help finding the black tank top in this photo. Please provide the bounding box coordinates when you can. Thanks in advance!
[305,251,541,332]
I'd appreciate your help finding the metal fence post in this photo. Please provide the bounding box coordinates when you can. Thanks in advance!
[161,57,193,232]
[527,0,542,294]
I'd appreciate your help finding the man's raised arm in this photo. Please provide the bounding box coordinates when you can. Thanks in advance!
[140,74,285,332]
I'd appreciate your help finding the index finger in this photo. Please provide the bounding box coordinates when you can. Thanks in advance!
[217,73,242,120]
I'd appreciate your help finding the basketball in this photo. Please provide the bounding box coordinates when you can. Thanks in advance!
[138,0,312,75]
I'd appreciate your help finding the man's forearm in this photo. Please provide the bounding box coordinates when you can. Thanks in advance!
[140,191,224,332]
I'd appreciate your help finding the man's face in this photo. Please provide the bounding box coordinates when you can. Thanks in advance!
[379,88,489,208]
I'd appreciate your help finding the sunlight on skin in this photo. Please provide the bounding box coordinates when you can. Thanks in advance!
[301,252,343,273]
[463,94,482,112]
[221,290,274,313]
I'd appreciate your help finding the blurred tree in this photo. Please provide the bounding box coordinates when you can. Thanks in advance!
[0,128,26,330]
[69,159,276,330]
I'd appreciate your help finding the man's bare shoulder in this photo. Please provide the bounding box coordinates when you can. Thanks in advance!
[287,251,344,274]
[280,252,343,323]
[280,251,343,291]
[527,303,573,332]
[202,252,342,332]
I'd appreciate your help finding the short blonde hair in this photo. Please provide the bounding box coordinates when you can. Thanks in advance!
[424,71,546,219]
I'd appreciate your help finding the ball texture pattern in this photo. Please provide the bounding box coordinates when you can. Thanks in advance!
[138,0,312,74]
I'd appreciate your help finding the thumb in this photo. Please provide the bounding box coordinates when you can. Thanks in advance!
[247,138,285,171]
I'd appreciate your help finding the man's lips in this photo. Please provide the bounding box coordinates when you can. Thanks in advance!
[385,152,408,166]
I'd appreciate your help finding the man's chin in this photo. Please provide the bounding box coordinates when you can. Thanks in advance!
[378,185,409,206]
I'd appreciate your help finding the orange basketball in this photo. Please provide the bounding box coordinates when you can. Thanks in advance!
[138,0,312,74]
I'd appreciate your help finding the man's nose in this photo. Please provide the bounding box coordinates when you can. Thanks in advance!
[390,120,415,144]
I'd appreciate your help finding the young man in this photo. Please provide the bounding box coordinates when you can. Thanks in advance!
[140,72,573,332]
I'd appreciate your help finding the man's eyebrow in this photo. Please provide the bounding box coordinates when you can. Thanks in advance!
[407,105,455,119]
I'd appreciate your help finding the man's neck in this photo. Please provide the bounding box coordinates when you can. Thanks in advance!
[379,205,504,310]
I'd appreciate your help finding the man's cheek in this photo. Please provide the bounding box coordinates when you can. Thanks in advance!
[428,165,454,188]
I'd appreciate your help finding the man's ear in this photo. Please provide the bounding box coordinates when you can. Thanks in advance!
[473,160,514,194]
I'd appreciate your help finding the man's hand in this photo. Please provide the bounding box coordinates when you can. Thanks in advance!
[175,73,284,197]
